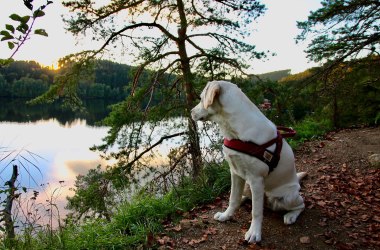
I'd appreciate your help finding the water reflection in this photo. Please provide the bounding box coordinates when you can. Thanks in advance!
[0,118,109,188]
[0,97,114,126]
[0,112,111,226]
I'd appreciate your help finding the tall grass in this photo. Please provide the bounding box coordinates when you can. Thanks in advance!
[0,147,63,249]
[2,162,230,249]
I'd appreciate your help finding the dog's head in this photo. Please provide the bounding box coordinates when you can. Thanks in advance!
[191,81,227,122]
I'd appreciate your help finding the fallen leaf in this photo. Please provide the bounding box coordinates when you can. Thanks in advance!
[172,225,182,232]
[360,215,370,222]
[344,222,353,228]
[325,239,335,245]
[317,201,326,207]
[188,236,206,246]
[372,215,380,223]
[204,227,217,235]
[156,235,173,246]
[300,236,311,244]
[182,238,189,244]
[199,215,208,220]
[318,221,328,227]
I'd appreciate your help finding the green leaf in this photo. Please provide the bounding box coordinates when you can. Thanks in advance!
[5,24,15,33]
[8,42,14,49]
[1,35,14,41]
[0,30,13,40]
[21,16,30,23]
[16,23,29,34]
[0,58,14,67]
[9,13,22,21]
[34,29,48,37]
[0,30,11,36]
[33,10,45,18]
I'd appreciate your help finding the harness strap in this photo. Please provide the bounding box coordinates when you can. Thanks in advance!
[223,126,296,173]
[277,126,296,138]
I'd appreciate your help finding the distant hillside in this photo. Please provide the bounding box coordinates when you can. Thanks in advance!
[0,60,293,100]
[254,69,291,82]
[0,60,135,99]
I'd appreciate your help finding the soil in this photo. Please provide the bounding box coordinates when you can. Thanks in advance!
[156,127,380,250]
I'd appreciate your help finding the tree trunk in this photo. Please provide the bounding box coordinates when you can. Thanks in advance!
[176,0,203,179]
[3,165,18,243]
[332,90,339,128]
[179,41,203,179]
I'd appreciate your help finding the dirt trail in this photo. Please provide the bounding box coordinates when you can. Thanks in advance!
[157,127,380,250]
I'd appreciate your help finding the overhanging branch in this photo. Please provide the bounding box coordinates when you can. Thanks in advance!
[121,131,188,172]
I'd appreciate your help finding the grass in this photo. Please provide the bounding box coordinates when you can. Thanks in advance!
[2,162,230,249]
[288,117,333,149]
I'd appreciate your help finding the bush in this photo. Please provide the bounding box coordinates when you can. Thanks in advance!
[288,117,333,148]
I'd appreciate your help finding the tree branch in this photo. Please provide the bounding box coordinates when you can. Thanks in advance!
[121,131,188,172]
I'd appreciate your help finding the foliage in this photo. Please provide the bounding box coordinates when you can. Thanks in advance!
[0,0,52,65]
[296,0,380,114]
[66,166,114,221]
[0,60,134,100]
[297,0,380,64]
[288,118,333,149]
[248,55,378,129]
[63,162,230,249]
[253,69,291,82]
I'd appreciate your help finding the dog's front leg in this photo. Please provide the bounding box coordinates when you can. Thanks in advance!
[214,172,244,221]
[245,177,264,243]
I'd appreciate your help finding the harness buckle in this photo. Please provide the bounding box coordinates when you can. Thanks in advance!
[263,151,273,163]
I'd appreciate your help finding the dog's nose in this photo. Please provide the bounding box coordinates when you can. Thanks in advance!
[190,108,195,119]
[191,107,200,121]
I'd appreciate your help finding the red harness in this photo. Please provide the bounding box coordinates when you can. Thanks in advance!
[223,126,296,173]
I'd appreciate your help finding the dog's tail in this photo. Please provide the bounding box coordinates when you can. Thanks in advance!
[297,172,307,181]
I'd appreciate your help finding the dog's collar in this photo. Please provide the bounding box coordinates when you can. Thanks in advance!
[223,127,296,173]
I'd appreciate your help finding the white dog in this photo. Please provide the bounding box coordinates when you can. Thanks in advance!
[191,81,306,243]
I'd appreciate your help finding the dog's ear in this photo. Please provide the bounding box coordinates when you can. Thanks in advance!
[203,82,220,109]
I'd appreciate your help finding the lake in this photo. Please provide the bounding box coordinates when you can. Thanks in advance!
[0,98,116,226]
[0,98,114,185]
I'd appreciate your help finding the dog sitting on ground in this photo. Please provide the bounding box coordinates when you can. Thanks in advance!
[191,81,306,243]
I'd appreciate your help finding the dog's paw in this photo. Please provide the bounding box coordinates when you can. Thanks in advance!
[213,212,231,222]
[283,210,300,225]
[245,227,262,243]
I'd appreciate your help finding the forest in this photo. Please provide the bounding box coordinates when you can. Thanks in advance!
[0,55,379,129]
[0,60,134,99]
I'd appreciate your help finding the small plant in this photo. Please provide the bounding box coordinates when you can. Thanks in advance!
[288,117,333,148]
[0,147,66,249]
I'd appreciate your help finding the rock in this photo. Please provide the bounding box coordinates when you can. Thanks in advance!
[300,236,311,244]
[368,154,380,168]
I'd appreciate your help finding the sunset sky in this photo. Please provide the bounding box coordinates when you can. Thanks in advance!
[0,0,322,74]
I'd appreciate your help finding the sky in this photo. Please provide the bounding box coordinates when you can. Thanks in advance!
[0,0,322,74]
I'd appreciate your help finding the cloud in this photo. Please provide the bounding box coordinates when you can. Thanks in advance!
[65,158,108,176]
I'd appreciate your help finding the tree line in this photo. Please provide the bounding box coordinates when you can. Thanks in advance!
[1,55,378,129]
[0,60,138,99]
